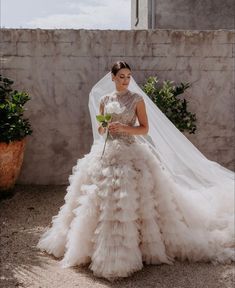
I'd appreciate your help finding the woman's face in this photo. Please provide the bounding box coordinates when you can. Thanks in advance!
[112,68,131,91]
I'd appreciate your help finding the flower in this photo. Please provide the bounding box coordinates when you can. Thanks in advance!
[105,101,126,114]
[96,101,125,159]
[96,113,112,159]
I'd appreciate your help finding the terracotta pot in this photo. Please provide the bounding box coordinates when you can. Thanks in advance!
[0,138,26,192]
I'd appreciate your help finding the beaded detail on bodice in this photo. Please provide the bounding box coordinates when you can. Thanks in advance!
[100,89,143,144]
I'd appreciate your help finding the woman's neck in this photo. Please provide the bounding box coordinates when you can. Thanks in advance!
[115,88,129,96]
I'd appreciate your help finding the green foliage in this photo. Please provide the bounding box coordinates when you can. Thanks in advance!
[142,76,197,134]
[96,113,112,127]
[0,74,33,143]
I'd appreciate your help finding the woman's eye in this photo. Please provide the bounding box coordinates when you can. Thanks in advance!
[120,76,130,79]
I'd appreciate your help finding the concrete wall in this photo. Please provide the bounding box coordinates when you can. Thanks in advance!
[0,28,234,184]
[132,0,235,30]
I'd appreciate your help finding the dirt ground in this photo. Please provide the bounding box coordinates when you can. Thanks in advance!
[0,184,234,288]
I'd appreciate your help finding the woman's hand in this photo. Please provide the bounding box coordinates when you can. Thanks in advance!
[108,122,126,134]
[98,125,107,135]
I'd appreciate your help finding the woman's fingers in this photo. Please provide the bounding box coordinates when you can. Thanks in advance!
[108,122,126,133]
[108,122,120,132]
[108,122,126,134]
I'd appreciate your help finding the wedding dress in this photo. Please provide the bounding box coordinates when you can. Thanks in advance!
[37,73,234,281]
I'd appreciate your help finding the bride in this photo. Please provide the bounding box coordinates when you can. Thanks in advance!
[37,61,234,281]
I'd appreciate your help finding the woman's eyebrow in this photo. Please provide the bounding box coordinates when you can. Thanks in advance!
[120,73,131,76]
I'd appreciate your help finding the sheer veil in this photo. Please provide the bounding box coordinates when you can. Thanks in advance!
[89,72,234,220]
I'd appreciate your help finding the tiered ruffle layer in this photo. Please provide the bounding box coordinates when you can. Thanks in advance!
[37,138,234,280]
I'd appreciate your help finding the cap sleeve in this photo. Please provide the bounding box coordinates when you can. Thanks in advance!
[133,93,144,103]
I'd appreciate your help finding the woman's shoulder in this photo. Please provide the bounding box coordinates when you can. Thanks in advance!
[129,90,144,103]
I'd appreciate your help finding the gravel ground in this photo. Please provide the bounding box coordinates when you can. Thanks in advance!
[0,184,234,288]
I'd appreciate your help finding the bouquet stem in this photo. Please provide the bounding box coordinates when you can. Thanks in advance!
[101,131,109,159]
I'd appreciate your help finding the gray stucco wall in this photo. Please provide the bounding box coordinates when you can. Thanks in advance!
[0,29,234,184]
[132,0,235,30]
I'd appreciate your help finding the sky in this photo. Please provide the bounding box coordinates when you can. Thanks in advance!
[0,0,131,29]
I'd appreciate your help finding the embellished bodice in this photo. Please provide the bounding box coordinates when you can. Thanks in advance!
[100,89,143,144]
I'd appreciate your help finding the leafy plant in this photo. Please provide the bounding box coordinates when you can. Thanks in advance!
[142,76,197,134]
[0,74,33,143]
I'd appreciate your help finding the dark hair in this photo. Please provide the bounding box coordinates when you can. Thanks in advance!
[111,61,131,76]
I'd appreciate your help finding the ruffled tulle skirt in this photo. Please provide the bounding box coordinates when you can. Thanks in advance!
[37,138,235,281]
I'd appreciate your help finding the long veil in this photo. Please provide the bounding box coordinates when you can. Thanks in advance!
[88,72,234,221]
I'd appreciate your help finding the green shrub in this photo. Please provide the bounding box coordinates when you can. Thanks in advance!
[0,75,33,143]
[142,76,197,134]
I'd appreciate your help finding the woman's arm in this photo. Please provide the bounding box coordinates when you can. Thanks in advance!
[108,100,149,135]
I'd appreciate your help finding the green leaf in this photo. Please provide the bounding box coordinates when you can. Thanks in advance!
[96,114,105,122]
[105,114,111,121]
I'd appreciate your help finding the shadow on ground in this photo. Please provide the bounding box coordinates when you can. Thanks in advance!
[0,185,234,288]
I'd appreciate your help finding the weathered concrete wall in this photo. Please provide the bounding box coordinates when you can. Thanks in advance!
[132,0,235,30]
[0,29,234,184]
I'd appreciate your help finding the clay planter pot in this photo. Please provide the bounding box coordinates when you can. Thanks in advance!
[0,138,26,193]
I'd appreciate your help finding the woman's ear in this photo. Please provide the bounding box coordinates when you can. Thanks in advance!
[111,73,115,81]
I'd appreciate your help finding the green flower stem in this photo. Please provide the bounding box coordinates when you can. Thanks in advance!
[101,130,109,159]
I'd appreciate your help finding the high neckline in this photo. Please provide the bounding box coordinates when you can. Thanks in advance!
[115,89,129,97]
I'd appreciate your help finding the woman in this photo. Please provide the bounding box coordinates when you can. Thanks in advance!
[37,61,234,281]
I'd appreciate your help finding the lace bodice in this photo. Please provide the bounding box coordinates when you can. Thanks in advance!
[100,89,143,144]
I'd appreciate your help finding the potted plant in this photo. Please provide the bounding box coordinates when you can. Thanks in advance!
[0,74,32,197]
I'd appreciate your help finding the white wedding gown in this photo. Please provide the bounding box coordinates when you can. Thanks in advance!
[37,89,234,281]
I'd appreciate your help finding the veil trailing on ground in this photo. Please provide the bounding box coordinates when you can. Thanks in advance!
[89,72,234,219]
